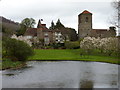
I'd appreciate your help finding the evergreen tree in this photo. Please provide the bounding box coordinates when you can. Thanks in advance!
[55,19,64,29]
[49,20,55,30]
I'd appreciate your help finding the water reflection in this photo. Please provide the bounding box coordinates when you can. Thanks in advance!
[80,80,94,89]
[2,61,119,88]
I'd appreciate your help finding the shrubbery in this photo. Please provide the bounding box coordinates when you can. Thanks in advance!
[51,43,64,49]
[2,37,34,61]
[80,37,119,56]
[65,41,80,49]
[11,34,32,46]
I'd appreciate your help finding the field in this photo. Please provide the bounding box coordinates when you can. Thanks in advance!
[29,49,120,64]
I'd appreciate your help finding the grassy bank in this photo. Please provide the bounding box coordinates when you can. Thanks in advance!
[0,59,26,70]
[29,49,120,64]
[1,49,119,70]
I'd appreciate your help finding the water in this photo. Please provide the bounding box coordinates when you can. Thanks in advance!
[2,61,119,88]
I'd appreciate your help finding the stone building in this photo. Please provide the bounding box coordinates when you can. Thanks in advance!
[78,10,92,39]
[78,10,116,39]
[24,20,65,45]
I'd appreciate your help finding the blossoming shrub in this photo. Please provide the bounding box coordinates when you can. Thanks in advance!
[80,37,97,55]
[80,37,119,56]
[11,34,32,47]
[99,37,118,56]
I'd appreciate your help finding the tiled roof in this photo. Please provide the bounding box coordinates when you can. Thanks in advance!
[82,10,92,14]
[79,10,92,16]
[93,29,108,31]
[92,29,108,34]
[24,28,37,36]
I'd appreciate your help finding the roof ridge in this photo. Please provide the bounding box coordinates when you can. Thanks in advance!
[82,10,92,14]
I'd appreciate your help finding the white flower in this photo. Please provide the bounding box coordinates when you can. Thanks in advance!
[80,36,119,55]
[11,34,32,47]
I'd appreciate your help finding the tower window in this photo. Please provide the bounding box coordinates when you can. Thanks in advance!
[85,17,88,22]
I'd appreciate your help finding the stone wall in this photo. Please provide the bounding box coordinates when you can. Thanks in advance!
[78,13,92,39]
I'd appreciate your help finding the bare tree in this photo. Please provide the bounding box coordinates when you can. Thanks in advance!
[111,0,120,28]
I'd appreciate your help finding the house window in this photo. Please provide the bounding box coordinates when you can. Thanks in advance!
[58,33,61,36]
[56,36,58,38]
[44,37,49,45]
[85,17,88,22]
[44,33,48,36]
[60,36,62,38]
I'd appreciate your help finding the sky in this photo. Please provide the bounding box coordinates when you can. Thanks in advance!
[0,0,118,34]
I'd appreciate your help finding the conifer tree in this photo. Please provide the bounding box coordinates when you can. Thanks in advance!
[55,19,64,29]
[49,20,55,30]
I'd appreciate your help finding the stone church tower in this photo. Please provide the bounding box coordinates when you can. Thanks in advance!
[78,10,92,39]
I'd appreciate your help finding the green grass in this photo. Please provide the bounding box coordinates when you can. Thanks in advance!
[29,49,120,64]
[0,59,26,70]
[1,49,119,70]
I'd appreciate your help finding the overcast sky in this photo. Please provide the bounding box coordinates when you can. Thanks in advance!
[0,0,117,33]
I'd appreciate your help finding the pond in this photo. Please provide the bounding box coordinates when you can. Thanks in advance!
[2,61,119,88]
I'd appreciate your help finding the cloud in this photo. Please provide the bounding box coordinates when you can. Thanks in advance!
[0,0,115,31]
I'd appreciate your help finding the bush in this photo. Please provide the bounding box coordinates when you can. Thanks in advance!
[80,37,119,56]
[65,41,80,49]
[80,37,96,55]
[2,37,34,61]
[51,43,65,49]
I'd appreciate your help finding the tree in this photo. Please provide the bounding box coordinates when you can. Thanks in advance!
[16,24,26,36]
[49,20,55,30]
[100,37,118,56]
[55,19,64,29]
[11,34,32,47]
[17,18,36,36]
[80,37,119,56]
[49,19,78,41]
[21,18,36,28]
[2,37,34,61]
[111,0,120,28]
[80,37,95,55]
[67,28,78,41]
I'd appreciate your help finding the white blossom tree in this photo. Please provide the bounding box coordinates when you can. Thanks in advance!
[99,37,118,56]
[80,37,119,56]
[80,37,95,55]
[11,34,32,47]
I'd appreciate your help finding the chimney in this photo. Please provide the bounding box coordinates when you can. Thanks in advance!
[41,24,46,27]
[109,26,116,31]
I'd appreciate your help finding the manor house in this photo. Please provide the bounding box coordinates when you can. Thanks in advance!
[24,20,69,45]
[24,10,116,44]
[78,10,116,39]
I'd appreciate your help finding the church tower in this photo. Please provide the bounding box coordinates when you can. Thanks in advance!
[78,10,92,39]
